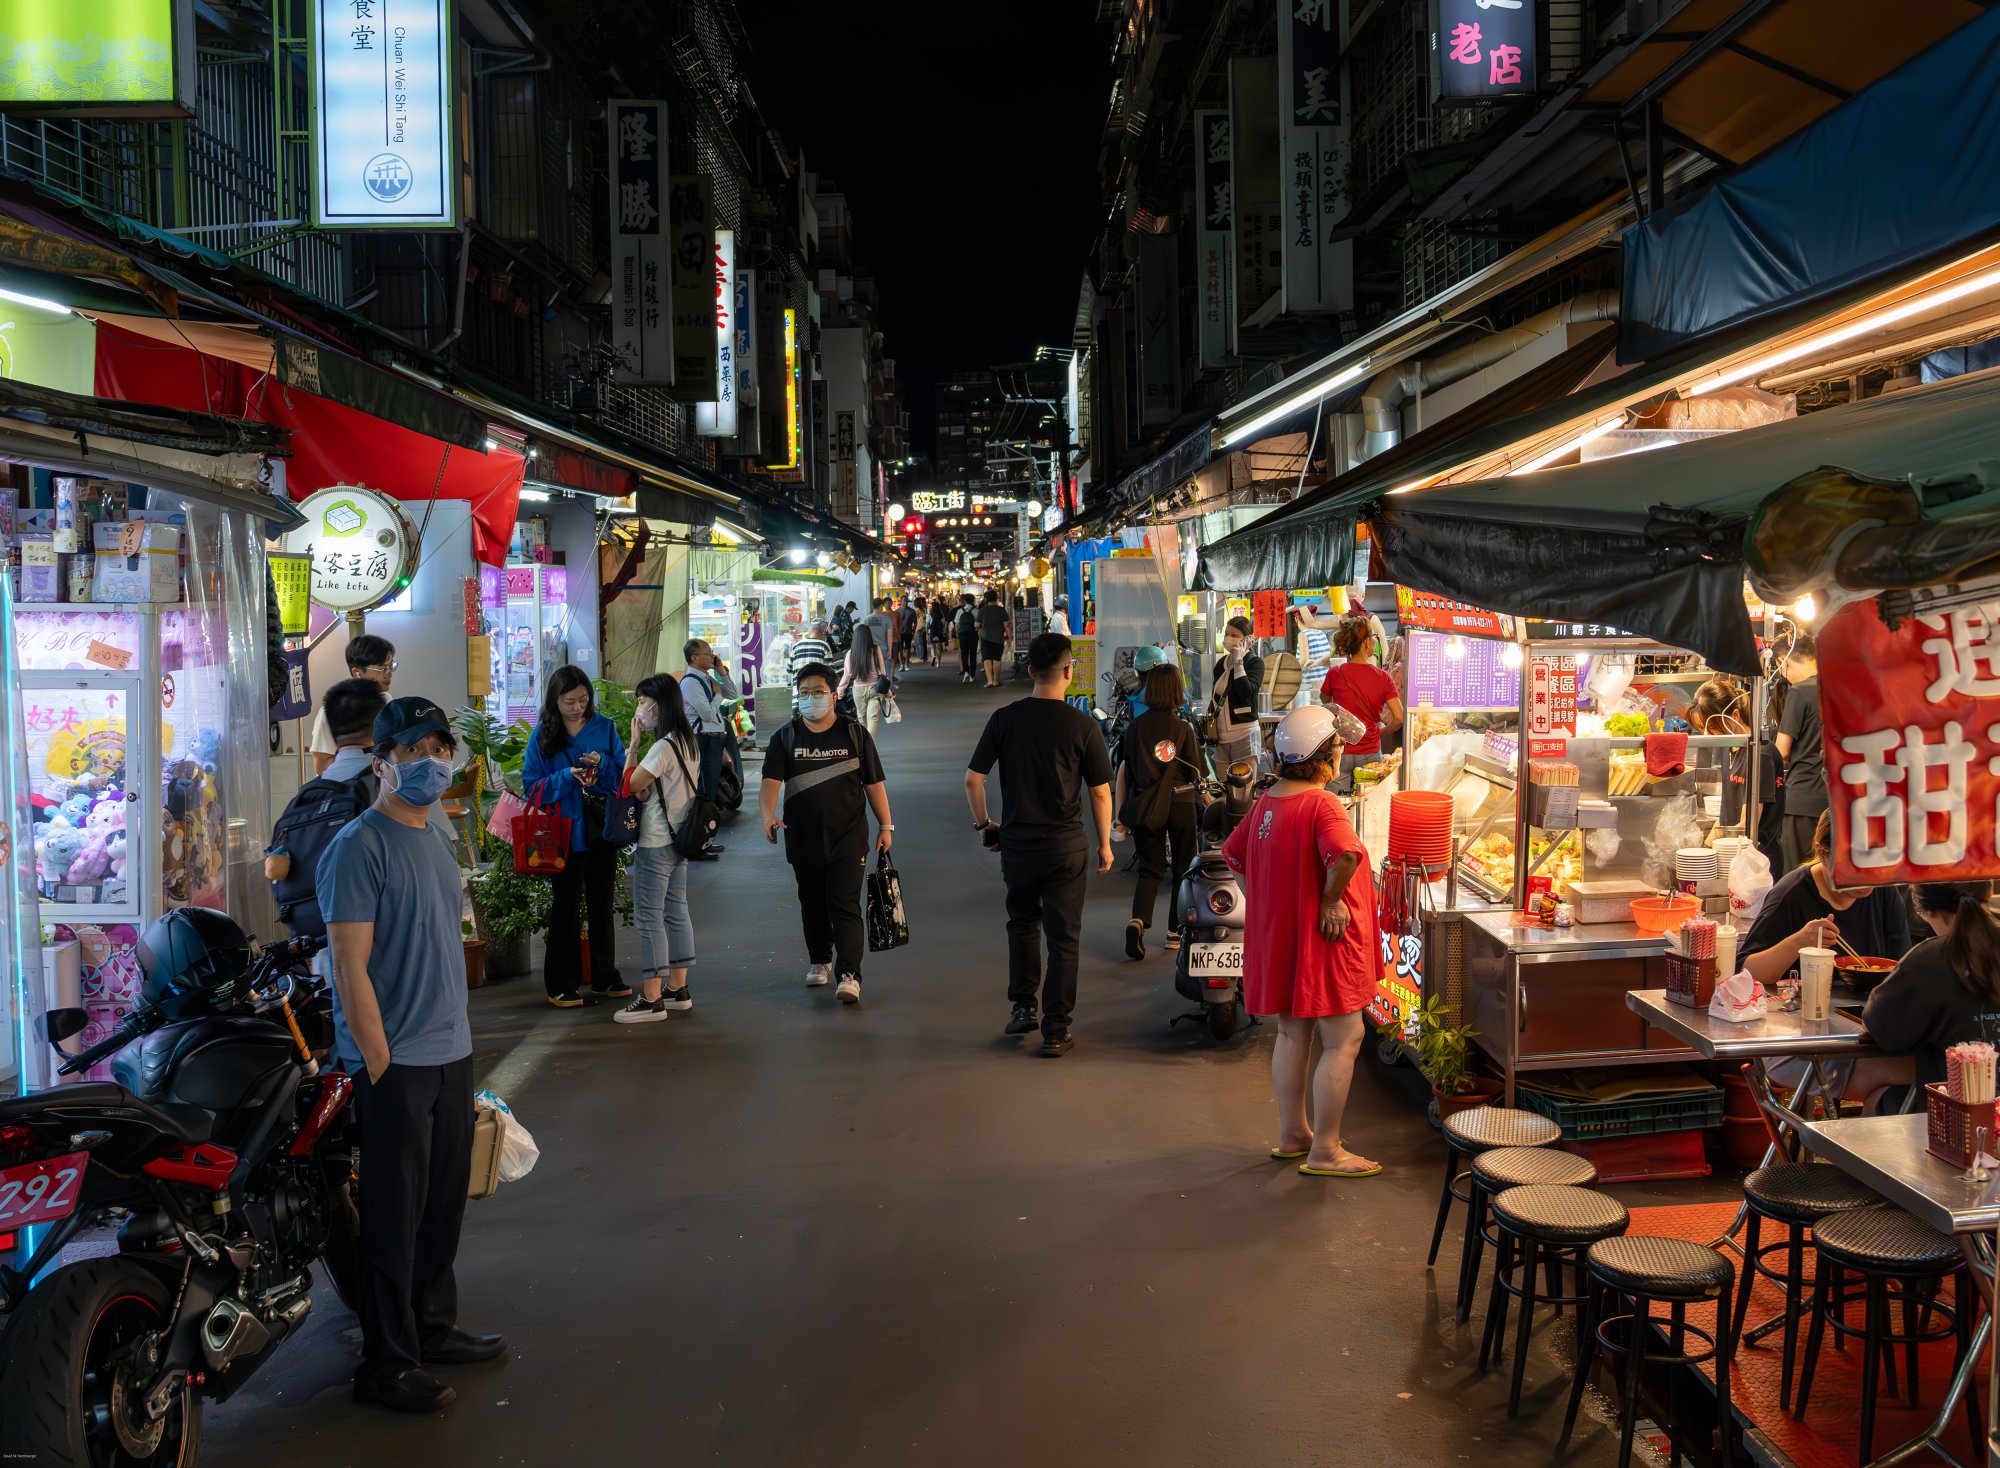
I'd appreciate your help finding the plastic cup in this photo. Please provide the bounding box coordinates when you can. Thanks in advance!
[1715,925,1738,977]
[1799,946,1835,1021]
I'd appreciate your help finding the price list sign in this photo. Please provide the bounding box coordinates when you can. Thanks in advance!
[1528,654,1579,736]
[1406,632,1520,710]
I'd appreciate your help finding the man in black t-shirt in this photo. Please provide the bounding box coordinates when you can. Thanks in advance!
[761,663,894,1005]
[966,632,1114,1055]
[1776,639,1827,871]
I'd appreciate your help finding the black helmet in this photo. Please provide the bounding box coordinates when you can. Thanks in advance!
[136,907,252,1019]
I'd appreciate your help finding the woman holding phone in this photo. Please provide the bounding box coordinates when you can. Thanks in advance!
[523,665,629,1008]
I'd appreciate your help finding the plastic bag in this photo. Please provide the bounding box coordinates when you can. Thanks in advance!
[1707,969,1768,1025]
[1728,845,1775,929]
[1586,827,1622,864]
[1642,791,1702,889]
[474,1089,540,1182]
[884,694,903,725]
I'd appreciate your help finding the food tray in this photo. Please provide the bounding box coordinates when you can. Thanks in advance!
[1518,1084,1725,1140]
[1664,952,1719,1007]
[1924,1082,2000,1170]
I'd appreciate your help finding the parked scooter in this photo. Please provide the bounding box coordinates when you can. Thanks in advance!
[1171,755,1261,1041]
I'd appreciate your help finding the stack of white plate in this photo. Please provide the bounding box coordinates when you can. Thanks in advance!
[1711,835,1748,873]
[1676,847,1718,885]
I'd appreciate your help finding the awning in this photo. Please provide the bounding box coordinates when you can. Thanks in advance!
[1619,5,2000,361]
[1365,364,2000,678]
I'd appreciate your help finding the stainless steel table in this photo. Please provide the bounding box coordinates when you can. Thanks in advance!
[1797,1114,1999,1468]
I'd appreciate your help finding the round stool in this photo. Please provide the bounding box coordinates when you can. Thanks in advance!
[1559,1235,1737,1468]
[1426,1106,1561,1317]
[1795,1206,1976,1462]
[1461,1146,1599,1323]
[1480,1184,1630,1415]
[1729,1161,1884,1410]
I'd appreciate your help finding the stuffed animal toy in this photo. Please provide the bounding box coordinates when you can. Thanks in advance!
[59,792,93,827]
[36,825,85,887]
[106,832,128,883]
[69,829,112,884]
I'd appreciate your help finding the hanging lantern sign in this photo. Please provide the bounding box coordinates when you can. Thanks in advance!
[282,486,419,613]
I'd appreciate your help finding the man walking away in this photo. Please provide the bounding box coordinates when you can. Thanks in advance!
[308,634,397,775]
[956,595,980,684]
[321,697,504,1414]
[1775,635,1826,870]
[762,663,894,1005]
[682,640,735,858]
[788,620,834,683]
[899,597,919,672]
[966,632,1113,1055]
[978,589,1009,688]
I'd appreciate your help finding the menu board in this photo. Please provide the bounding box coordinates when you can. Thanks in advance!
[1405,631,1519,709]
[1396,587,1510,636]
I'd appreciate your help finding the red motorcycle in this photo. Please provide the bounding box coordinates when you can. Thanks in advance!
[0,908,360,1466]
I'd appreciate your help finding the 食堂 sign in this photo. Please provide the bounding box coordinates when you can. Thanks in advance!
[1822,598,2000,886]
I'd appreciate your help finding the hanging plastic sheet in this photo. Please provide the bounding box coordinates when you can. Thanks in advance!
[0,572,45,1094]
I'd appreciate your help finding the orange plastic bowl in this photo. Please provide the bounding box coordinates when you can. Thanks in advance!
[1629,895,1700,934]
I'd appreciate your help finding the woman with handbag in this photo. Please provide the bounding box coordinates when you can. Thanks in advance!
[1209,615,1265,774]
[522,665,630,1008]
[617,673,702,1023]
[840,618,891,736]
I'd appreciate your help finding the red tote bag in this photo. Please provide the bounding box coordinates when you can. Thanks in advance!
[512,781,572,876]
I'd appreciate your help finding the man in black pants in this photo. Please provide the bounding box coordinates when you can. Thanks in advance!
[956,594,980,684]
[321,698,504,1414]
[966,632,1114,1055]
[761,663,895,1006]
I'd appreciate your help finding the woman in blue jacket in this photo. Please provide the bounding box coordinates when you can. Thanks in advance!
[522,665,631,1007]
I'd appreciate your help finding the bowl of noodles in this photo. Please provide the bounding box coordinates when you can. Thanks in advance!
[1833,955,1897,994]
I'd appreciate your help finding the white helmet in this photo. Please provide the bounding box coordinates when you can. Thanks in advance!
[1273,704,1365,765]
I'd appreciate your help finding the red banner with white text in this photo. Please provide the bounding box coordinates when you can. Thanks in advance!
[1820,597,2000,887]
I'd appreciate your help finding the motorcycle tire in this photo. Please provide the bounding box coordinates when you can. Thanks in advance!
[0,1255,200,1468]
[322,1177,364,1312]
[1204,1000,1240,1043]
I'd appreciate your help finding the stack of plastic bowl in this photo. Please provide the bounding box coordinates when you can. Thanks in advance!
[1388,791,1456,878]
[1676,847,1717,890]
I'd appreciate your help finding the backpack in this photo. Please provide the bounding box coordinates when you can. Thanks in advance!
[1126,723,1186,835]
[265,771,374,938]
[956,607,977,639]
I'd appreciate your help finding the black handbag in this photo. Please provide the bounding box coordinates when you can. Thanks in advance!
[599,768,641,849]
[867,854,909,952]
[661,736,721,859]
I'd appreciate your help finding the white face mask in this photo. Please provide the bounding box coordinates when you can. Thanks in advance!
[799,693,833,720]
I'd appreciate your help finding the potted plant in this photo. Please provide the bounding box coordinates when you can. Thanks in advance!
[465,835,549,981]
[1383,995,1499,1124]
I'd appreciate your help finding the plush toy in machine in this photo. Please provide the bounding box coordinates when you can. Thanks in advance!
[59,792,93,827]
[68,829,113,884]
[106,832,128,883]
[36,825,86,887]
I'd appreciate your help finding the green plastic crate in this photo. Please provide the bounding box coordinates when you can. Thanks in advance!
[1517,1085,1725,1140]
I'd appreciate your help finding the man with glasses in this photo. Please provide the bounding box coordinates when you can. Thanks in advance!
[310,635,398,776]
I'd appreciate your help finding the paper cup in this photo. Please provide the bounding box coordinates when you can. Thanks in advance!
[1715,925,1738,978]
[1799,946,1835,1021]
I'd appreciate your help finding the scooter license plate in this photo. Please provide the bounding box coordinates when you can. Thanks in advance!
[1186,942,1243,977]
[0,1151,88,1229]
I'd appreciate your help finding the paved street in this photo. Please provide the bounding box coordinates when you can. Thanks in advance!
[202,665,1708,1467]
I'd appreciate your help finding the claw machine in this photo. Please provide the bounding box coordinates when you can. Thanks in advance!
[484,565,573,725]
[2,573,45,1095]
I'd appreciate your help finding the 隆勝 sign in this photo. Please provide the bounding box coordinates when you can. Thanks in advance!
[311,0,455,227]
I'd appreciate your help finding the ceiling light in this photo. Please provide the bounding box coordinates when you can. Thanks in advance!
[1501,642,1523,669]
[518,488,552,503]
[816,551,831,567]
[709,519,747,545]
[0,286,72,315]
[788,548,807,564]
[1507,418,1624,476]
[1444,636,1467,662]
[1790,594,1818,624]
[483,438,499,452]
[1216,361,1372,448]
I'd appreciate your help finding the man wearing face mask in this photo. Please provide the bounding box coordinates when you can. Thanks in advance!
[320,697,503,1414]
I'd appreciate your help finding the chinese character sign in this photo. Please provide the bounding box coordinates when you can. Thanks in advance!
[1821,597,2000,887]
[1195,108,1234,371]
[609,100,671,385]
[278,486,413,614]
[1437,0,1538,101]
[312,0,454,226]
[695,228,738,437]
[668,174,718,402]
[1276,0,1349,314]
[1527,653,1577,737]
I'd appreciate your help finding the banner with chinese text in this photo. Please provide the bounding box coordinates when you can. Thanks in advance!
[1822,597,2000,886]
[1435,0,1539,103]
[609,100,671,385]
[668,175,718,401]
[1195,109,1233,370]
[1276,0,1350,313]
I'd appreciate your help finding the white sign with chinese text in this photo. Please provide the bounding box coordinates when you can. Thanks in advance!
[910,490,966,514]
[281,486,415,613]
[695,229,738,437]
[609,99,672,386]
[1277,0,1350,313]
[311,0,455,228]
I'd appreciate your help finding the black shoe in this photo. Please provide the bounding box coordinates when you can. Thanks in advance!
[355,1368,457,1412]
[1005,1003,1038,1035]
[1124,919,1146,961]
[693,848,721,861]
[661,985,693,1011]
[591,982,633,999]
[421,1327,507,1365]
[705,843,726,855]
[1040,1032,1075,1057]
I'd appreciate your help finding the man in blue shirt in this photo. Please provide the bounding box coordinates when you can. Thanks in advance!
[321,697,503,1413]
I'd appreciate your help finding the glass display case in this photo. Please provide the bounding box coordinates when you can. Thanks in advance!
[484,565,572,725]
[1,575,44,1094]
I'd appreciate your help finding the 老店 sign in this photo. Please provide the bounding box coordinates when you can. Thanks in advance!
[694,229,738,437]
[311,0,456,227]
[1822,598,2000,887]
[1435,0,1539,102]
[609,99,671,385]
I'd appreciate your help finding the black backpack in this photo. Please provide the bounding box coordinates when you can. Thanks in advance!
[1127,723,1188,835]
[266,771,374,938]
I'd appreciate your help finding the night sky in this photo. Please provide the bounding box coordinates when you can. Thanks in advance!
[736,0,1110,463]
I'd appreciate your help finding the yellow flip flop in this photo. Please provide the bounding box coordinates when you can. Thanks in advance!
[1269,1147,1310,1160]
[1299,1160,1382,1179]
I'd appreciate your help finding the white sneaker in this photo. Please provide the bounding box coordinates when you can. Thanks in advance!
[805,963,833,987]
[836,974,862,1005]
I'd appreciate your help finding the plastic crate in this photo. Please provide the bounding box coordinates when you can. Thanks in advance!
[1518,1084,1726,1140]
[1562,1129,1712,1183]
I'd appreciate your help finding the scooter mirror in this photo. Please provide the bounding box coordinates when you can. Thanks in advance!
[42,1007,88,1044]
[1153,740,1179,764]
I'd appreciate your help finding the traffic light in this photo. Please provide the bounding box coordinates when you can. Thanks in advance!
[901,516,924,537]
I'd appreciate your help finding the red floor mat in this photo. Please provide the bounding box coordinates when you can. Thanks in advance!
[1626,1202,1986,1468]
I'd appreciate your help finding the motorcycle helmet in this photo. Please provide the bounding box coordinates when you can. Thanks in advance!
[1272,704,1366,766]
[1134,644,1169,674]
[137,907,253,1020]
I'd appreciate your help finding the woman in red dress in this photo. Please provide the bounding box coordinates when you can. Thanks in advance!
[1222,704,1380,1178]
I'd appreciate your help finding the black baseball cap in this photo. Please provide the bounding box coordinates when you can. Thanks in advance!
[374,696,452,750]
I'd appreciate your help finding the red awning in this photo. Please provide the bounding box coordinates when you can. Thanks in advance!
[92,321,525,565]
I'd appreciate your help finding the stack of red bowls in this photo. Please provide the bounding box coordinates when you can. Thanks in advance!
[1388,790,1455,876]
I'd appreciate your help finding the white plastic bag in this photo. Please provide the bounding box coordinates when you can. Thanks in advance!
[474,1089,540,1183]
[1728,845,1774,930]
[1707,969,1768,1025]
[884,694,903,725]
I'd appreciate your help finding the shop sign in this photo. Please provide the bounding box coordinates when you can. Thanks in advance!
[1406,630,1519,710]
[911,490,965,514]
[609,99,671,385]
[1252,589,1289,638]
[1276,0,1349,314]
[1371,928,1422,1032]
[310,0,455,227]
[1066,636,1097,701]
[1821,597,2000,886]
[1521,616,1633,639]
[1228,54,1281,336]
[0,0,195,116]
[668,175,718,401]
[269,552,312,635]
[695,229,738,436]
[1527,653,1577,737]
[765,307,802,477]
[834,410,857,502]
[281,486,415,613]
[1396,587,1509,636]
[1435,0,1539,103]
[1195,108,1233,370]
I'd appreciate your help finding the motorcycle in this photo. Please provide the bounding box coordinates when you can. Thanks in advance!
[1091,665,1141,781]
[1170,754,1263,1042]
[0,908,359,1467]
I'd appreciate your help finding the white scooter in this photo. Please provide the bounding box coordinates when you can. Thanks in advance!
[1171,754,1260,1041]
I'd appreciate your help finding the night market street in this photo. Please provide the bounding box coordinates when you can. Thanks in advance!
[195,666,1695,1468]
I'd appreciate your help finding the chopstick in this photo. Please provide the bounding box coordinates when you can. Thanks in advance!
[1828,930,1863,963]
